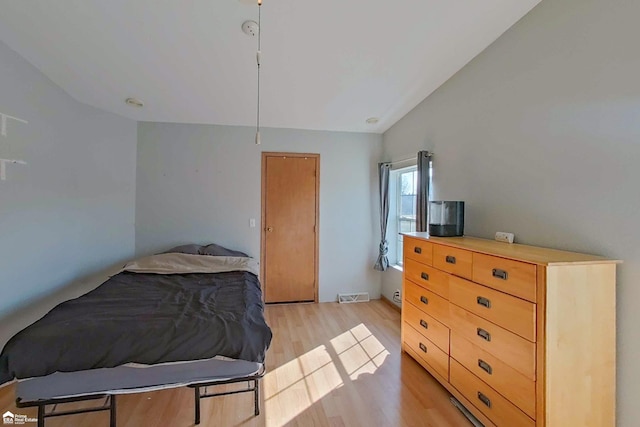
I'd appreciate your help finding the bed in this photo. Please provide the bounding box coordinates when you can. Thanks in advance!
[0,244,272,427]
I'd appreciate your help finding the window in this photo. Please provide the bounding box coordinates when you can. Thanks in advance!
[388,160,433,267]
[388,165,416,266]
[394,167,417,265]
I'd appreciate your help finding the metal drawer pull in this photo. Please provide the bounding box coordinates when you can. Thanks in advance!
[477,328,491,342]
[478,359,493,375]
[445,255,456,264]
[419,343,427,353]
[421,272,429,281]
[492,268,508,280]
[414,247,422,254]
[420,296,429,305]
[477,392,492,408]
[477,296,491,308]
[419,319,428,329]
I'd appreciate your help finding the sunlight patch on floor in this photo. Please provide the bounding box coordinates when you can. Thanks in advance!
[264,345,342,426]
[264,323,389,426]
[331,324,390,380]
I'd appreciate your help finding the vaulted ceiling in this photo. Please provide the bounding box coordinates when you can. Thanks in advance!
[0,0,540,133]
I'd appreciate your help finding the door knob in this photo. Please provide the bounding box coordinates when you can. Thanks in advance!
[266,227,273,232]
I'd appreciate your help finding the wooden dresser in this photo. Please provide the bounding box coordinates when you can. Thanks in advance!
[400,232,618,427]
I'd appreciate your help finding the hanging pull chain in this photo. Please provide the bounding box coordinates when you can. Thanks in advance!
[255,0,262,144]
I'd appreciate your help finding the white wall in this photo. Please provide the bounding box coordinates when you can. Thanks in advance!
[0,41,137,344]
[136,123,383,302]
[381,0,640,424]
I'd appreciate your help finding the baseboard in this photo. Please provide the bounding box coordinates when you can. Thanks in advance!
[380,295,401,313]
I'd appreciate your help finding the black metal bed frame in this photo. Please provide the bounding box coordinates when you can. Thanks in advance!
[188,366,265,425]
[15,366,266,427]
[16,393,116,427]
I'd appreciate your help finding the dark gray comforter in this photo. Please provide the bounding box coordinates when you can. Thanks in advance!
[0,270,272,385]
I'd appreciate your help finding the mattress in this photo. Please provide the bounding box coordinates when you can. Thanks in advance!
[0,254,272,386]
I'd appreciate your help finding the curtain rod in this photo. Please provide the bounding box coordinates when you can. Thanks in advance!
[390,152,433,165]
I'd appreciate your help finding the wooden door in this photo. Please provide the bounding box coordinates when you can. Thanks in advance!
[261,153,319,303]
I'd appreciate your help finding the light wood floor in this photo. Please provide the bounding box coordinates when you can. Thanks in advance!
[0,300,470,426]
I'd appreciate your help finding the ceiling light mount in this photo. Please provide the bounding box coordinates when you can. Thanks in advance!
[366,117,380,124]
[241,20,259,37]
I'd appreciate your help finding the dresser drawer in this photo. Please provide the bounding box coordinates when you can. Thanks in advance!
[473,253,537,302]
[404,258,449,299]
[449,276,536,342]
[449,304,535,379]
[433,244,473,280]
[404,237,433,266]
[404,324,449,380]
[451,333,535,418]
[405,280,449,326]
[450,360,534,427]
[404,301,450,352]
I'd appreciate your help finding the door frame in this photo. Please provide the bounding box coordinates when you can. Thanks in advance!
[261,152,320,303]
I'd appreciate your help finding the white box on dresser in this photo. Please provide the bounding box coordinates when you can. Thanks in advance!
[400,232,619,427]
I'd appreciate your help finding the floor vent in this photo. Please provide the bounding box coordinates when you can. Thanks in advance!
[337,292,370,304]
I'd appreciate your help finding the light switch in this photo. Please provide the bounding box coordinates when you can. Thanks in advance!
[249,218,256,228]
